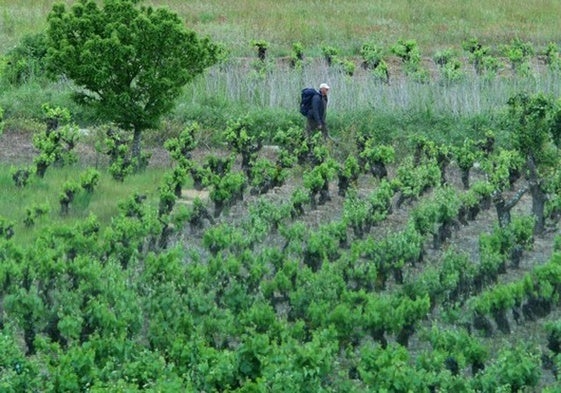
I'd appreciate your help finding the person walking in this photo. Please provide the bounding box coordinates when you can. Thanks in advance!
[306,83,330,139]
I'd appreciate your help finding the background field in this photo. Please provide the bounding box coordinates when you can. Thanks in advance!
[3,0,561,56]
[3,0,561,145]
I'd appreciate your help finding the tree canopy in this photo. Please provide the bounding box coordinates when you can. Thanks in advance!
[46,0,219,164]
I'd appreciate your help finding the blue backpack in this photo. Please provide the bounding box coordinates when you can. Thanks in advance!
[300,88,319,116]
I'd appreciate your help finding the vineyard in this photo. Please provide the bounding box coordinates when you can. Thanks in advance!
[3,0,561,392]
[1,90,561,391]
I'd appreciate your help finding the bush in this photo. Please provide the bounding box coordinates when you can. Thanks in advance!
[0,32,49,86]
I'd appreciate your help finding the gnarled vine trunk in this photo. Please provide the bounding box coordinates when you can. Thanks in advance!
[493,186,528,228]
[527,157,547,234]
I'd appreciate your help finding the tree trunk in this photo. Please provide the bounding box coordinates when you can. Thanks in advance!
[472,312,493,337]
[131,127,142,170]
[23,313,36,355]
[371,161,387,179]
[337,174,350,196]
[492,309,511,334]
[493,186,528,228]
[318,181,331,205]
[396,323,415,347]
[527,156,547,235]
[467,204,480,220]
[460,168,470,189]
[529,182,547,235]
[370,328,387,348]
[494,197,511,228]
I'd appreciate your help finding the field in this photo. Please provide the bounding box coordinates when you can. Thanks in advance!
[2,1,561,391]
[3,0,561,56]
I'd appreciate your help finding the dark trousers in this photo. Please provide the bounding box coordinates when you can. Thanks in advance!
[306,117,326,139]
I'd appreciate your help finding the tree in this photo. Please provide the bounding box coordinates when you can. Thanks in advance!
[46,0,218,167]
[506,92,561,234]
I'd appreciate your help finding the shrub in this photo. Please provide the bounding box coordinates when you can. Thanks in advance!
[1,32,49,86]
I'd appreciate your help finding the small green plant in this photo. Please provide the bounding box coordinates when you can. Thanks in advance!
[391,39,421,64]
[391,39,428,82]
[463,37,501,76]
[223,116,264,179]
[303,160,337,208]
[209,171,246,217]
[502,37,534,76]
[434,48,464,83]
[452,138,482,189]
[544,42,561,71]
[360,42,384,70]
[359,141,395,179]
[290,188,310,218]
[337,155,360,196]
[321,45,339,66]
[33,104,79,178]
[10,167,32,188]
[369,179,395,223]
[187,197,215,231]
[433,48,455,67]
[545,319,561,354]
[118,192,148,219]
[97,128,134,182]
[250,158,287,195]
[290,41,304,69]
[393,156,441,207]
[42,103,70,131]
[251,39,270,61]
[343,191,372,238]
[249,39,273,76]
[158,181,177,218]
[475,345,541,391]
[0,216,15,239]
[359,42,389,82]
[164,123,199,168]
[79,168,100,194]
[274,126,309,167]
[372,59,390,83]
[59,181,81,215]
[335,57,356,77]
[458,188,481,224]
[189,162,212,190]
[23,203,50,227]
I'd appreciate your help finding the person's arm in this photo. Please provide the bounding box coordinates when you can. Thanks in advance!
[311,94,323,127]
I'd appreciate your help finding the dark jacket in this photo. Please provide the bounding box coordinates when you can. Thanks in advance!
[308,92,328,128]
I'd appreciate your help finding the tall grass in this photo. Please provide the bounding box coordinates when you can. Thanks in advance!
[176,59,561,127]
[0,80,81,120]
[0,0,73,54]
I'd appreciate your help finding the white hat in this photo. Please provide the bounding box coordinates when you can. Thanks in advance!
[319,83,330,90]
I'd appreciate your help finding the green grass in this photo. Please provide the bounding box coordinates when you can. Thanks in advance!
[0,163,164,244]
[150,0,561,56]
[2,0,561,56]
